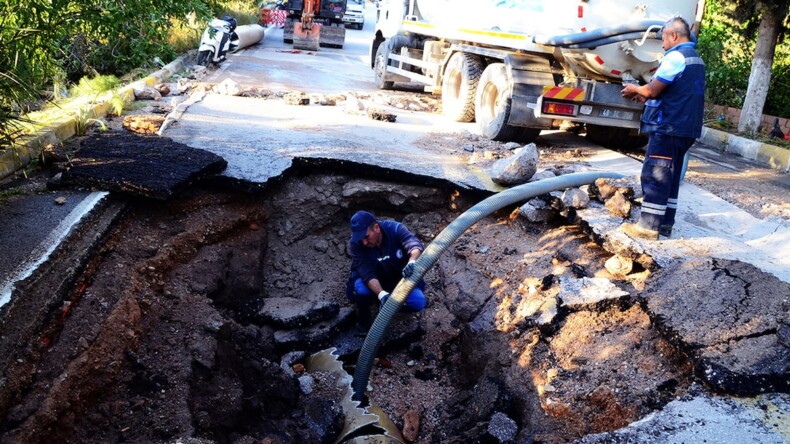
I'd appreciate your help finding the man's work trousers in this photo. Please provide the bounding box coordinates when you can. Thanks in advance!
[638,133,696,231]
[347,277,427,313]
[346,273,427,328]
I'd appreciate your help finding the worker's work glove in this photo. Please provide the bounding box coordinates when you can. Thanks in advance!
[377,290,390,305]
[402,260,417,278]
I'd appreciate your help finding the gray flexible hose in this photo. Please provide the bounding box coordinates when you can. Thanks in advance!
[351,171,624,400]
[561,31,660,49]
[533,20,663,46]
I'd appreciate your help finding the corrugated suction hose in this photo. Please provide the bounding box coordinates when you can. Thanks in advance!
[351,171,624,401]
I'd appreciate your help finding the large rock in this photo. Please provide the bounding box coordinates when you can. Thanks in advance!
[558,276,630,311]
[605,190,632,218]
[274,307,355,352]
[561,188,590,209]
[529,169,557,182]
[591,177,639,201]
[489,143,538,186]
[519,197,556,223]
[257,297,340,328]
[644,258,790,395]
[485,412,518,444]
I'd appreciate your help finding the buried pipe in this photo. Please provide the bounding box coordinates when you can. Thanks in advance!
[351,171,624,401]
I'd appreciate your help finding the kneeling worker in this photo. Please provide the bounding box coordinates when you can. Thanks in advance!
[346,211,427,326]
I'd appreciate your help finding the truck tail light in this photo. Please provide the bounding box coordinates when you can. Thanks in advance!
[542,102,577,116]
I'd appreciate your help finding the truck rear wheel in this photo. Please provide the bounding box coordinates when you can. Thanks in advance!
[442,52,484,122]
[475,63,524,142]
[374,40,394,90]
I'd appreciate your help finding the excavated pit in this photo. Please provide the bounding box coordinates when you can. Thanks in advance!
[0,171,692,443]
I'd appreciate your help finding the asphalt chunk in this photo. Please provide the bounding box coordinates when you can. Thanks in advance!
[60,131,227,199]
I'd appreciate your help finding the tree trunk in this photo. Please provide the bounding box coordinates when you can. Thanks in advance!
[737,4,782,133]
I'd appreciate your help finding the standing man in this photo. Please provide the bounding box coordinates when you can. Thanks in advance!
[346,211,427,327]
[620,16,705,240]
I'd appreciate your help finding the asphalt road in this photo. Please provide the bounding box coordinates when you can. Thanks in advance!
[205,6,379,93]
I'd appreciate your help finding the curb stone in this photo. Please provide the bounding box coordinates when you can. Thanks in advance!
[0,56,187,181]
[699,126,790,172]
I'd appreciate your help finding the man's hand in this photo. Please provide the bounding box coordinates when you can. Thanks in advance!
[402,260,417,278]
[377,290,390,305]
[621,83,640,99]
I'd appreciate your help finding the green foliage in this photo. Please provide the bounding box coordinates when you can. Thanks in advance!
[765,44,790,117]
[698,0,790,118]
[697,1,753,110]
[213,0,262,25]
[0,0,236,150]
[108,94,127,117]
[74,107,108,137]
[69,75,121,99]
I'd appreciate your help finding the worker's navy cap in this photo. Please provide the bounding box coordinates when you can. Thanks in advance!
[350,211,377,243]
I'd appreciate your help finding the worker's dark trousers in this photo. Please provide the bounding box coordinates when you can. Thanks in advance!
[638,133,696,231]
[346,276,427,327]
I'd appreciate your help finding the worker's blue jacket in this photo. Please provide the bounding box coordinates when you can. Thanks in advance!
[348,220,423,291]
[640,42,706,138]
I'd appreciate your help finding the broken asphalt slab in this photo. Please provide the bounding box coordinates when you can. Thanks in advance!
[59,131,227,200]
[643,258,790,396]
[162,92,500,192]
[576,385,790,444]
[575,150,790,285]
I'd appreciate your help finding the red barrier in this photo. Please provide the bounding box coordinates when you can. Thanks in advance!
[261,9,287,27]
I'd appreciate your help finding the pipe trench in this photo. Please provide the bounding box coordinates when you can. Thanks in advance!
[351,171,625,401]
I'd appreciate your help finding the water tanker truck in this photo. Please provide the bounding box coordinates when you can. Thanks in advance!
[370,0,704,147]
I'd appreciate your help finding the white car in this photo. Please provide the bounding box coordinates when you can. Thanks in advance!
[343,0,365,30]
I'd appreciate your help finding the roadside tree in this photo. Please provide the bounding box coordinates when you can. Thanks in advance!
[730,0,790,133]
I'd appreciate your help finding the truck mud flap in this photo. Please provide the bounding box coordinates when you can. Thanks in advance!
[505,55,554,129]
[318,24,346,48]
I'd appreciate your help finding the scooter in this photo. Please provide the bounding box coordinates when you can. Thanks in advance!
[196,16,240,67]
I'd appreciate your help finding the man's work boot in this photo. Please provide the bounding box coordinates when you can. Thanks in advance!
[621,222,659,241]
[659,224,673,238]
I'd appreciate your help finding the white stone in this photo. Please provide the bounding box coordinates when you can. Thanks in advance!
[298,375,314,394]
[490,143,539,186]
[562,188,591,209]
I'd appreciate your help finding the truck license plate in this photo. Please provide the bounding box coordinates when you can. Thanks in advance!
[598,108,634,120]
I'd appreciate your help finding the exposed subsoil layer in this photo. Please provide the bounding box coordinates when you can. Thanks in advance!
[0,172,691,443]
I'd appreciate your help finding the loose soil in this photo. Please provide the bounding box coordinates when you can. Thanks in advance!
[0,86,787,443]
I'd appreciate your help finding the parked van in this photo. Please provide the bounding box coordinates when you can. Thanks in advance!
[344,0,365,29]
